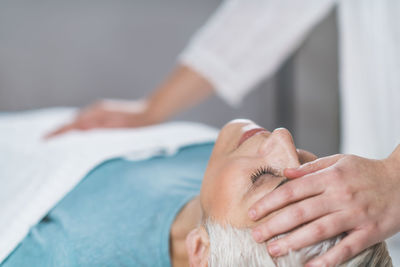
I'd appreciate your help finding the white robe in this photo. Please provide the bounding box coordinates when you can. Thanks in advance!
[180,0,400,159]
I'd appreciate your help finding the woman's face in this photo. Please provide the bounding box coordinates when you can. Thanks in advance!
[200,119,301,228]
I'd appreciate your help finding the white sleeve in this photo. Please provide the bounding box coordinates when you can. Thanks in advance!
[179,0,336,106]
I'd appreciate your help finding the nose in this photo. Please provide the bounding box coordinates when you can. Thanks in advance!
[258,128,300,169]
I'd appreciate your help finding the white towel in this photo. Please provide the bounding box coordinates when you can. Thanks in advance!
[0,108,218,263]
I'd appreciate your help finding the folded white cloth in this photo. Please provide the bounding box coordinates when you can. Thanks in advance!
[0,108,218,263]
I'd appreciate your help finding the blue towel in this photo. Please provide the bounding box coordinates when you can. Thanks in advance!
[2,143,213,267]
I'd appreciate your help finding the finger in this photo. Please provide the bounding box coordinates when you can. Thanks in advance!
[297,149,318,165]
[74,114,106,130]
[284,154,345,179]
[249,175,324,221]
[266,211,351,257]
[305,230,371,267]
[252,195,330,243]
[43,123,77,139]
[78,119,100,130]
[101,115,130,128]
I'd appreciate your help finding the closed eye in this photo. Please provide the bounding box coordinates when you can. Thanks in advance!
[250,166,279,184]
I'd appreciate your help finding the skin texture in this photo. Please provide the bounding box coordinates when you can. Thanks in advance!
[45,65,214,138]
[249,146,400,267]
[200,120,301,228]
[180,119,318,267]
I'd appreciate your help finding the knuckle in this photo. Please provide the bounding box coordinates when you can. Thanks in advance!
[340,244,353,259]
[312,223,326,239]
[365,221,379,233]
[353,205,369,220]
[352,207,364,218]
[340,186,355,202]
[281,186,294,203]
[255,200,267,215]
[331,166,345,182]
[291,207,305,222]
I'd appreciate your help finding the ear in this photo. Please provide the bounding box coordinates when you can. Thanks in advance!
[186,227,210,267]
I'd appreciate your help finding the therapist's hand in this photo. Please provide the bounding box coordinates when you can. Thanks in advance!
[248,146,400,267]
[45,65,215,139]
[45,99,156,138]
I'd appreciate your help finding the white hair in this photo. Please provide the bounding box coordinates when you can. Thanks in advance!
[205,220,392,267]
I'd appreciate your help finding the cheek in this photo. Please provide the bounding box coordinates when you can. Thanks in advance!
[248,176,286,206]
[202,161,248,223]
[212,129,235,153]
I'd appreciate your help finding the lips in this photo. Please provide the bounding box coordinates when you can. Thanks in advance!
[238,128,268,147]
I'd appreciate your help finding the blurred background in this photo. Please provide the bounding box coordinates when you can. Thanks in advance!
[0,0,339,157]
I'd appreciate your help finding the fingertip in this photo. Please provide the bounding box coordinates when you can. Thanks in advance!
[252,229,263,243]
[267,243,281,256]
[284,167,302,178]
[249,200,265,221]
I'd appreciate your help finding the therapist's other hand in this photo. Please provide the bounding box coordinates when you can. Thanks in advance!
[249,147,400,267]
[45,65,215,139]
[45,99,156,138]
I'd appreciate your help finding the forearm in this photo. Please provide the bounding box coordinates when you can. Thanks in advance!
[145,64,214,123]
[179,0,335,106]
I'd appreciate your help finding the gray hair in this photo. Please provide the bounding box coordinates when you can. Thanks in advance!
[205,220,392,267]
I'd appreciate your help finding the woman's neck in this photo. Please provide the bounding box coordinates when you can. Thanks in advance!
[170,196,202,267]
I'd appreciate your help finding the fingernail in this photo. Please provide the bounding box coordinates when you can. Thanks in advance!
[253,230,262,242]
[268,243,281,256]
[248,209,257,220]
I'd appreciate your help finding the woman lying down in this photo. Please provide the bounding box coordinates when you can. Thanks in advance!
[2,119,392,267]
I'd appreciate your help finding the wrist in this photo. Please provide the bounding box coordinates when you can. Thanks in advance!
[141,98,165,124]
[387,145,400,165]
[384,144,400,181]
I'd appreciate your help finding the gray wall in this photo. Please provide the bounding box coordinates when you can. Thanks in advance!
[0,1,339,156]
[294,10,339,157]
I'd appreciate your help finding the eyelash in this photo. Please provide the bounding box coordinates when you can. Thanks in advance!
[250,166,277,184]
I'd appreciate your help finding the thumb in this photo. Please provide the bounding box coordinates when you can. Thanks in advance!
[285,154,345,178]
